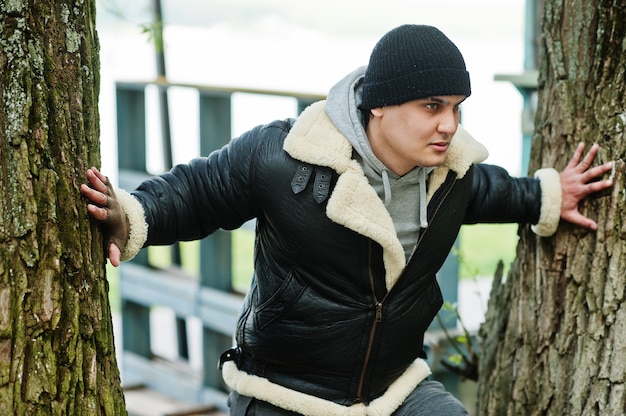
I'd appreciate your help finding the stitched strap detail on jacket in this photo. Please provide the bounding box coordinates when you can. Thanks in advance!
[313,167,333,204]
[291,163,314,194]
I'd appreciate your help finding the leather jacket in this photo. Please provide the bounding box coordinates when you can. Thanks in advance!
[127,101,560,412]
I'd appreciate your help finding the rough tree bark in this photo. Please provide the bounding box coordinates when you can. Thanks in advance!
[477,1,626,415]
[0,0,126,414]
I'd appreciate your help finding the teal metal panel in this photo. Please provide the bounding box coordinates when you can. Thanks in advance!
[198,92,231,157]
[197,91,236,391]
[116,84,152,358]
[202,330,232,392]
[297,97,318,114]
[431,239,460,330]
[120,301,151,358]
[198,93,233,292]
[116,86,147,173]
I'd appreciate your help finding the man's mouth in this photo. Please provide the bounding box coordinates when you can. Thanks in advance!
[430,141,450,152]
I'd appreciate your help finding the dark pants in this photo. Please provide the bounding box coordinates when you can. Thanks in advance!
[227,380,468,415]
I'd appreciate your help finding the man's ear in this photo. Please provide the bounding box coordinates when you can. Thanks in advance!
[370,107,384,117]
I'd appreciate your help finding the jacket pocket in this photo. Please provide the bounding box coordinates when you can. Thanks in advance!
[254,270,308,331]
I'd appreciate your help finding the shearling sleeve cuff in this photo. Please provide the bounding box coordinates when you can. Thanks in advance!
[531,168,562,237]
[115,188,148,261]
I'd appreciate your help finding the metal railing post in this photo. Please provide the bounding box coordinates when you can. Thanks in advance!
[116,85,152,364]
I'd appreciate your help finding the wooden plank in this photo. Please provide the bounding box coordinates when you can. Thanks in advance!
[120,263,243,336]
[122,351,229,408]
[120,263,198,315]
[125,386,227,416]
[117,79,326,103]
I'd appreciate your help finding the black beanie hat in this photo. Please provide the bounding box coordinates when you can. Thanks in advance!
[361,25,471,109]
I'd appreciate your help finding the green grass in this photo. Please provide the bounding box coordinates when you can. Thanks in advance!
[458,223,519,279]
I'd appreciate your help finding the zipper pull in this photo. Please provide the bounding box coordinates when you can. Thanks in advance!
[375,302,383,322]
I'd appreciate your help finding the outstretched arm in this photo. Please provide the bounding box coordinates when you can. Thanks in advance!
[560,143,613,230]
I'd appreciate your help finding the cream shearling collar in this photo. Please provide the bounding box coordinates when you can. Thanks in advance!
[284,101,488,290]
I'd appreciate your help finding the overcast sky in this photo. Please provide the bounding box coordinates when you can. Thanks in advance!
[97,0,526,37]
[96,0,530,177]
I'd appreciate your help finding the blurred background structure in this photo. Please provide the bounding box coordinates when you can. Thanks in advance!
[95,1,535,414]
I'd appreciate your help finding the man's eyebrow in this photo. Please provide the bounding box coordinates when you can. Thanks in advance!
[426,96,467,106]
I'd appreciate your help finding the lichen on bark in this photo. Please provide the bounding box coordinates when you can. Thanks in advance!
[0,1,126,414]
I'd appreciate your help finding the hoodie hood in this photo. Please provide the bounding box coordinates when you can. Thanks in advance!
[325,67,432,259]
[325,67,388,178]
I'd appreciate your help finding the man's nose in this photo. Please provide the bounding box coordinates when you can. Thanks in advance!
[438,110,458,134]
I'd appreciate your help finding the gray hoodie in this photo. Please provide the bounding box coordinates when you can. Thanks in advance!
[325,67,431,261]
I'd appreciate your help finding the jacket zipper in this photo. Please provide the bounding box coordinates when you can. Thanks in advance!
[354,243,386,403]
[353,176,458,403]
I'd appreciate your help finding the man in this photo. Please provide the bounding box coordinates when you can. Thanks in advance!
[82,25,613,415]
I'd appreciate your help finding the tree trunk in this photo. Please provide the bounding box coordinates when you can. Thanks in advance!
[0,1,126,414]
[477,1,626,415]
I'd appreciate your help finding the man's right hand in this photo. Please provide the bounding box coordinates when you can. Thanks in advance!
[80,167,129,267]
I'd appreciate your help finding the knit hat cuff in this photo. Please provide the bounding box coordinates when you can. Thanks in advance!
[361,68,471,109]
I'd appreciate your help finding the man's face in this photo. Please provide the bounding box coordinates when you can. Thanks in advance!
[367,95,466,176]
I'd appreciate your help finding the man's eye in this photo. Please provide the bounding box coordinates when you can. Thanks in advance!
[425,103,439,110]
